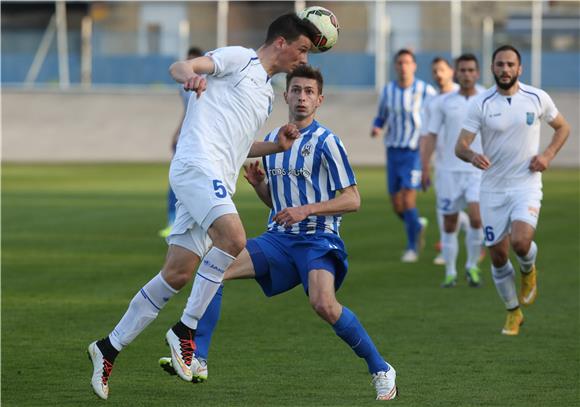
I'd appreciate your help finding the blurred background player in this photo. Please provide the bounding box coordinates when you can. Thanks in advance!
[456,45,570,335]
[159,46,204,239]
[422,54,485,288]
[161,65,398,401]
[87,13,318,400]
[371,49,436,263]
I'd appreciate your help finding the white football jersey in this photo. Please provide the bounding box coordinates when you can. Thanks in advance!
[421,83,459,169]
[463,82,559,191]
[173,46,274,195]
[428,86,484,173]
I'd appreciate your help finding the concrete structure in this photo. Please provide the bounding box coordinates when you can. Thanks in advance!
[3,88,578,167]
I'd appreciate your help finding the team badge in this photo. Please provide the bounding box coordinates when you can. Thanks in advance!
[526,112,535,125]
[301,143,313,157]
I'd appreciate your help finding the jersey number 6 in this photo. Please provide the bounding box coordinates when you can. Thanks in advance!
[213,180,227,198]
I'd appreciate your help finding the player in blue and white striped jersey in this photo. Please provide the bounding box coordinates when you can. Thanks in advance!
[371,49,437,263]
[159,65,398,401]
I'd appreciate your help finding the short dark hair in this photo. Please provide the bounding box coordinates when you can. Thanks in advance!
[265,13,318,46]
[492,45,521,64]
[286,65,324,93]
[187,47,203,58]
[394,48,416,63]
[455,53,479,69]
[431,57,451,67]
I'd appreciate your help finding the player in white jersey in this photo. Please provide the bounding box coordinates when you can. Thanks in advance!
[159,65,398,401]
[159,46,203,239]
[87,14,320,399]
[456,45,570,335]
[371,49,437,263]
[422,54,485,288]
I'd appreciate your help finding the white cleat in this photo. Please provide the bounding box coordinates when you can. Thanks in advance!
[159,355,208,383]
[165,329,194,382]
[433,253,445,266]
[401,249,418,263]
[372,364,397,401]
[87,341,113,400]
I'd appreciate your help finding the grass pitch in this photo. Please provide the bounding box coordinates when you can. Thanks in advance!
[2,164,578,407]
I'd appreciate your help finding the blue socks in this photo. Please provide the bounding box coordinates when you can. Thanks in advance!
[332,307,389,374]
[403,208,421,251]
[193,285,223,360]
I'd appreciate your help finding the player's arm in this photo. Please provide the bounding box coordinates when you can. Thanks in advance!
[169,56,215,99]
[243,160,273,208]
[247,124,300,157]
[371,87,388,138]
[419,133,437,191]
[272,185,360,227]
[529,113,571,172]
[455,129,491,170]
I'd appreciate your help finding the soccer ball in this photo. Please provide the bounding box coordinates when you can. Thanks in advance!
[298,6,340,53]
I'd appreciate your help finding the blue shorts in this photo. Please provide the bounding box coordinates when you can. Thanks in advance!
[386,147,422,195]
[246,231,348,297]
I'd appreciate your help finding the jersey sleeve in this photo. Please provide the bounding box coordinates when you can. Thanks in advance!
[462,96,483,134]
[206,46,251,78]
[539,90,559,123]
[372,85,389,128]
[426,96,444,135]
[322,135,357,191]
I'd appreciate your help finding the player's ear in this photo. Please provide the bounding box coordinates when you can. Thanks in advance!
[317,94,324,106]
[517,64,523,76]
[283,91,289,104]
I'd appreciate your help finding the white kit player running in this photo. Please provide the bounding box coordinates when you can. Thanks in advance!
[422,54,485,288]
[87,14,319,400]
[456,45,570,335]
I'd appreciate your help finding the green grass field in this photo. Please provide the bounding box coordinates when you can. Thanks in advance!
[2,164,579,407]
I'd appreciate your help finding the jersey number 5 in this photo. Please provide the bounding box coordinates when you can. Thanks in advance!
[213,180,227,198]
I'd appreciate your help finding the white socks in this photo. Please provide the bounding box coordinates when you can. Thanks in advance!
[442,231,458,278]
[109,272,177,351]
[181,246,235,330]
[516,241,537,273]
[465,227,484,270]
[491,261,518,309]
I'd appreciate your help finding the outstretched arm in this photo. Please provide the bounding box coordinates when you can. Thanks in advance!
[456,129,491,170]
[529,113,570,172]
[273,185,360,227]
[248,124,300,157]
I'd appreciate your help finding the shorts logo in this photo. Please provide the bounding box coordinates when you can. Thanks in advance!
[526,112,535,125]
[301,143,313,157]
[528,206,539,218]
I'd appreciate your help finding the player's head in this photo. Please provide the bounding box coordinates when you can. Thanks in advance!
[187,47,203,59]
[455,53,480,90]
[394,49,416,82]
[492,45,522,90]
[264,13,318,74]
[284,65,324,121]
[431,57,453,89]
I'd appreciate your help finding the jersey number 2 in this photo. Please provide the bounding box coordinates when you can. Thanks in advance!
[213,180,227,198]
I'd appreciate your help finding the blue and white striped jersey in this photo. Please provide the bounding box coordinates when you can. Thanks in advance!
[373,79,437,149]
[262,120,356,235]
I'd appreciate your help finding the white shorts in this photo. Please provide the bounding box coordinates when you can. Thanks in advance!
[479,188,543,247]
[435,171,481,215]
[166,159,238,256]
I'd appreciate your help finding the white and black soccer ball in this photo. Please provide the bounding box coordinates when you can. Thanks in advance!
[298,6,340,53]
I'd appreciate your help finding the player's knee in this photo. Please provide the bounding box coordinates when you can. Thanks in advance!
[310,298,340,323]
[162,263,194,290]
[511,238,531,257]
[489,250,508,267]
[219,234,246,257]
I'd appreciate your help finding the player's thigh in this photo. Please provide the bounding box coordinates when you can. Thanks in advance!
[466,201,482,227]
[308,268,337,304]
[207,213,246,253]
[223,248,256,281]
[510,221,536,254]
[161,243,202,289]
[480,191,510,247]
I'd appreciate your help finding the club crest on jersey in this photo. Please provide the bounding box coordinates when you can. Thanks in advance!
[301,143,313,157]
[526,112,535,125]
